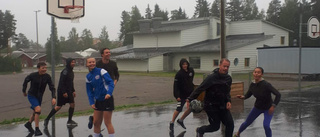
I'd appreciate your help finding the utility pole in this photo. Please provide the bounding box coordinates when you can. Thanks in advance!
[220,0,226,59]
[34,10,41,63]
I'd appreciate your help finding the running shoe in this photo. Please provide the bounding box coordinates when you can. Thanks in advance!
[24,122,34,133]
[177,119,186,129]
[67,120,78,126]
[169,122,174,131]
[34,128,43,136]
[88,116,93,129]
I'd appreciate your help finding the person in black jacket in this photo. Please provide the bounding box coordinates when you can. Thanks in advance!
[169,58,195,131]
[187,58,234,137]
[44,58,77,128]
[233,67,281,137]
[22,62,56,136]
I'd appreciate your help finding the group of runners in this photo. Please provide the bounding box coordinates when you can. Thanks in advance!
[22,48,281,137]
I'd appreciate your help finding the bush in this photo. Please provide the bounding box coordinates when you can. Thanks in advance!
[0,56,22,72]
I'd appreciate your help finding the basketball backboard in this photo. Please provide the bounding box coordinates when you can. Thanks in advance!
[47,0,85,20]
[307,16,320,39]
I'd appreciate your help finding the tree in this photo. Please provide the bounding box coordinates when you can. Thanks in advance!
[242,0,259,20]
[153,4,169,21]
[80,28,93,50]
[145,4,152,19]
[210,0,220,18]
[121,6,143,46]
[45,19,61,66]
[119,11,131,42]
[194,0,210,18]
[266,0,282,25]
[0,10,16,50]
[13,33,30,49]
[170,7,188,20]
[97,26,111,49]
[257,9,266,20]
[59,36,70,52]
[67,27,80,51]
[226,0,244,21]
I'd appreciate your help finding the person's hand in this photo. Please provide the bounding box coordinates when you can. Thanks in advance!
[186,99,190,109]
[63,93,68,98]
[268,106,275,115]
[226,102,232,110]
[105,94,111,100]
[51,98,56,105]
[236,95,244,99]
[176,98,181,102]
[23,92,27,97]
[73,92,76,98]
[91,104,97,109]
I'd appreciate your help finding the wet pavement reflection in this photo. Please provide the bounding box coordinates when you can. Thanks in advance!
[1,87,320,137]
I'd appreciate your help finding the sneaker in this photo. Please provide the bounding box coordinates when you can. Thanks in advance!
[233,134,240,137]
[177,119,186,129]
[44,119,49,129]
[34,128,43,136]
[196,127,203,137]
[88,116,93,129]
[24,122,34,133]
[169,122,174,131]
[67,120,78,126]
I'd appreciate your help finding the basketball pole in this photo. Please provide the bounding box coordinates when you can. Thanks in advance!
[50,16,56,137]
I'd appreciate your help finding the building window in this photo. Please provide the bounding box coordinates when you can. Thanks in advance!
[189,57,201,69]
[217,23,221,36]
[244,58,250,67]
[280,36,285,45]
[213,59,219,66]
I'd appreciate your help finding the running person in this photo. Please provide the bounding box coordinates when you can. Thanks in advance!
[86,57,115,137]
[170,58,194,131]
[187,58,234,137]
[88,48,120,129]
[22,62,56,136]
[233,67,281,137]
[44,58,77,128]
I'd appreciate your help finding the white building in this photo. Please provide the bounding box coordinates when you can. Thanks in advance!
[111,17,291,73]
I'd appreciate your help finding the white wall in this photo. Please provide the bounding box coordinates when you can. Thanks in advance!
[148,55,164,71]
[181,25,209,46]
[229,20,263,35]
[117,59,148,72]
[261,22,289,46]
[133,32,181,48]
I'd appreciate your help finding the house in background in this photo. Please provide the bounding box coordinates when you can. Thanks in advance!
[11,48,46,67]
[110,17,291,73]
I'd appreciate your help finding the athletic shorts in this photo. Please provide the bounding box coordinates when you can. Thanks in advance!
[95,96,114,111]
[176,99,186,112]
[28,94,42,110]
[57,92,75,106]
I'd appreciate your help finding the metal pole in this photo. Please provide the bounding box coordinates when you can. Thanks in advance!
[50,16,56,137]
[35,10,41,63]
[220,0,226,59]
[298,11,302,137]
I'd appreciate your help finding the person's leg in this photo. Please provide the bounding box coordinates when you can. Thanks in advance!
[68,103,75,121]
[236,107,262,136]
[263,110,273,137]
[34,106,43,136]
[197,110,221,134]
[220,110,234,137]
[44,106,61,128]
[25,112,35,133]
[93,110,103,135]
[103,111,115,137]
[179,107,191,121]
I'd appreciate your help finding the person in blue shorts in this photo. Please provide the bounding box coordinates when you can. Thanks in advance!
[22,62,56,136]
[233,67,281,137]
[86,57,115,137]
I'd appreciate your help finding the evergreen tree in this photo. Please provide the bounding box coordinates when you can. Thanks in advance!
[210,0,220,18]
[153,4,169,21]
[242,0,259,20]
[170,7,188,20]
[226,0,244,21]
[45,19,61,66]
[257,9,266,20]
[67,27,80,51]
[194,0,210,18]
[97,26,112,49]
[145,4,152,19]
[0,10,16,50]
[119,11,131,42]
[13,33,30,49]
[266,0,282,25]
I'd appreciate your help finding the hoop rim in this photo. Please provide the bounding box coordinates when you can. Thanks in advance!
[64,5,84,13]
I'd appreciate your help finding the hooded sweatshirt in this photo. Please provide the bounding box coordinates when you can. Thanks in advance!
[173,59,195,99]
[57,58,75,94]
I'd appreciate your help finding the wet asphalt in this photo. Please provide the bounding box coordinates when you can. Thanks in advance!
[1,87,320,137]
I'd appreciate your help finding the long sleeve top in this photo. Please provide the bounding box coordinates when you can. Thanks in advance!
[96,60,120,81]
[86,67,115,105]
[244,80,281,110]
[22,72,56,99]
[173,67,194,99]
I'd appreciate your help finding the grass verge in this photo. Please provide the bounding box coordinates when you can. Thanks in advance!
[0,100,175,125]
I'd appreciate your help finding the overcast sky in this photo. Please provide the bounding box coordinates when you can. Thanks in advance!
[0,0,284,46]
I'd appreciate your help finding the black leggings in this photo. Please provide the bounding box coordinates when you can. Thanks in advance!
[198,109,234,137]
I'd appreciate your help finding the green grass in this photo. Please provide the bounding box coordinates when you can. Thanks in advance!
[0,100,175,125]
[119,71,205,78]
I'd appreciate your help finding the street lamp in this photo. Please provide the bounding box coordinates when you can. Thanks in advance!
[34,10,41,63]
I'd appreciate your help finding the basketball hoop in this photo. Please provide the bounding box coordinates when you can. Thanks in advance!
[64,5,84,23]
[312,32,320,37]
